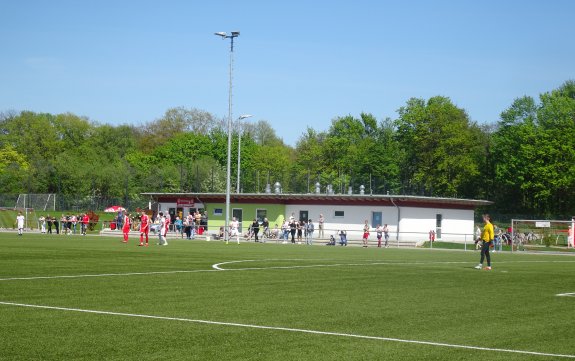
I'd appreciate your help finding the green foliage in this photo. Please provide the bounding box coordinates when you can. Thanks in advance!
[1,80,575,218]
[492,81,575,216]
[395,96,484,197]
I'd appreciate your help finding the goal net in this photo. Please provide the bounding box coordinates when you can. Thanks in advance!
[0,207,37,230]
[15,194,56,212]
[511,218,575,252]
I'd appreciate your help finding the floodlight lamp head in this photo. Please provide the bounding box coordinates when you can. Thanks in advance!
[231,31,240,37]
[214,32,227,38]
[239,114,253,120]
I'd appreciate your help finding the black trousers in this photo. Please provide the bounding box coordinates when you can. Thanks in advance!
[480,241,491,266]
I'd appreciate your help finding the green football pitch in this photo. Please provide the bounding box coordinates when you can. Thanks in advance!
[1,233,574,360]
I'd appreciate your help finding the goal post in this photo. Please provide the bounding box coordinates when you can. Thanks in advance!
[15,194,56,212]
[511,219,574,252]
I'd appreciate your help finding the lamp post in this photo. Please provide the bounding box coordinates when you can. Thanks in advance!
[214,31,240,242]
[236,114,253,193]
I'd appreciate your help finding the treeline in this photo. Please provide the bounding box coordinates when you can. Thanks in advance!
[1,81,574,218]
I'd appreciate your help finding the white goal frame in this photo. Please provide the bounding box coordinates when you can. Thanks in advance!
[511,218,575,252]
[15,193,56,212]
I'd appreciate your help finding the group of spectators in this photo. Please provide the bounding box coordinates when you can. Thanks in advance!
[172,210,208,239]
[38,214,90,235]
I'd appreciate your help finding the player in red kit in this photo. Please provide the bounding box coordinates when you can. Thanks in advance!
[139,211,150,246]
[122,211,131,243]
[81,213,89,235]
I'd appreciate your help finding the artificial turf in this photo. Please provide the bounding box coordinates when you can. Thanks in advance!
[0,232,574,360]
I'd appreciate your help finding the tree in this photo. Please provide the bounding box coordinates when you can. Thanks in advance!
[395,96,483,197]
[492,81,575,216]
[246,120,283,147]
[0,145,29,193]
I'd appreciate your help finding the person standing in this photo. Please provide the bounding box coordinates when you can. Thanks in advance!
[71,214,77,234]
[339,229,347,246]
[376,224,383,248]
[174,217,183,237]
[47,216,53,234]
[281,220,290,243]
[187,212,195,239]
[297,220,304,243]
[475,214,494,270]
[117,210,123,230]
[306,219,315,245]
[289,218,297,243]
[122,211,131,243]
[39,215,46,234]
[383,224,390,248]
[229,217,240,244]
[53,216,59,235]
[139,211,150,246]
[251,219,260,242]
[261,217,269,242]
[60,215,67,235]
[81,213,89,236]
[318,214,325,239]
[362,220,370,247]
[16,211,25,236]
[158,211,168,246]
[164,213,171,235]
[493,226,502,252]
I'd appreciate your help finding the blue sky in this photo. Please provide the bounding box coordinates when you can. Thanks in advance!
[1,0,573,146]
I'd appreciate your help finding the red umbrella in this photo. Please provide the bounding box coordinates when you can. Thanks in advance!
[104,206,126,213]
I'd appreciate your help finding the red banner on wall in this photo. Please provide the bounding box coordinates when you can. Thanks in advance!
[176,198,195,207]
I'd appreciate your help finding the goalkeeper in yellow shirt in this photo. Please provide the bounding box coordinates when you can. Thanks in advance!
[475,214,494,270]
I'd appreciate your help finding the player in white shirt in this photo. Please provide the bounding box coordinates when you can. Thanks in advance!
[229,217,240,244]
[158,212,168,246]
[16,211,25,236]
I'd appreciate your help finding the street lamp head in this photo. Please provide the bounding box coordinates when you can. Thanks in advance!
[214,32,227,38]
[239,114,253,120]
[231,31,240,37]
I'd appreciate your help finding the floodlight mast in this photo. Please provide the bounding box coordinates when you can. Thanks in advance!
[236,114,253,193]
[214,30,241,243]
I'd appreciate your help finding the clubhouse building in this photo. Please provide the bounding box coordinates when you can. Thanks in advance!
[141,190,492,244]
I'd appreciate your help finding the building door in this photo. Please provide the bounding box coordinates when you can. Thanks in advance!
[436,214,442,239]
[372,211,382,228]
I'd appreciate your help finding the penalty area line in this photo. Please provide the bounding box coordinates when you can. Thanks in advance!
[0,301,574,359]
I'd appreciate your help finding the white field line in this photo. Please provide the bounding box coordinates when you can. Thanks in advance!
[2,259,575,282]
[0,301,573,359]
[556,292,575,297]
[0,269,219,281]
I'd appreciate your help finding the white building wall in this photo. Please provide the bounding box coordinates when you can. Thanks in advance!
[398,207,474,242]
[285,204,474,242]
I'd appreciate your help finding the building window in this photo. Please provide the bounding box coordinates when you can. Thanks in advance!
[256,209,267,223]
[334,211,345,218]
[213,208,223,216]
[372,212,382,227]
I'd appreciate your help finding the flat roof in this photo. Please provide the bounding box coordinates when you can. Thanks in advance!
[141,192,493,210]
